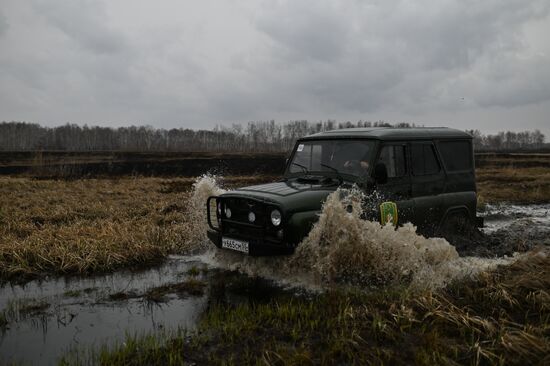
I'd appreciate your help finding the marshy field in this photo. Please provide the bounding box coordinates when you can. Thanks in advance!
[0,152,549,365]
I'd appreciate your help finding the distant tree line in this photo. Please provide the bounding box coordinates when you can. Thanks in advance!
[0,121,545,152]
[467,129,546,151]
[0,120,400,152]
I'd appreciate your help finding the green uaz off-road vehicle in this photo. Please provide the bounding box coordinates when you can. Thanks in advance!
[206,127,482,256]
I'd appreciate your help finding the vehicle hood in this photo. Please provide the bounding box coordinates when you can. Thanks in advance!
[220,180,339,213]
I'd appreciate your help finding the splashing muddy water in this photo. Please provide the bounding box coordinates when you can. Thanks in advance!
[194,176,520,290]
[180,174,225,251]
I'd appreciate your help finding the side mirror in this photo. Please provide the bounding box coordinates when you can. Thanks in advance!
[374,162,388,184]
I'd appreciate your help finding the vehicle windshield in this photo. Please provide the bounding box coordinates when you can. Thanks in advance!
[287,139,376,178]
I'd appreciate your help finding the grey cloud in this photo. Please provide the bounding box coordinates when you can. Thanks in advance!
[31,0,127,54]
[473,55,550,108]
[0,12,8,37]
[257,1,350,63]
[1,0,549,136]
[249,0,550,116]
[383,1,548,71]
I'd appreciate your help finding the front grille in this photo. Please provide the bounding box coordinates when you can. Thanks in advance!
[220,197,282,244]
[223,197,268,226]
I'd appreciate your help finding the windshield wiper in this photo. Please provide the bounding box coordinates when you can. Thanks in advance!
[291,162,309,175]
[320,163,343,184]
[292,162,322,183]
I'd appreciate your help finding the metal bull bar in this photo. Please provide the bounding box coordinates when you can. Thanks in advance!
[206,196,221,232]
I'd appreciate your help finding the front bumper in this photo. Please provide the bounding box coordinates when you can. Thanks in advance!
[207,195,295,256]
[207,229,295,256]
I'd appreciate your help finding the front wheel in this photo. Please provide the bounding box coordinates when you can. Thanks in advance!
[438,211,472,236]
[436,211,481,251]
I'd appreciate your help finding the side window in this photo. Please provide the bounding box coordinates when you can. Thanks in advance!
[411,143,440,176]
[378,145,406,178]
[438,140,472,171]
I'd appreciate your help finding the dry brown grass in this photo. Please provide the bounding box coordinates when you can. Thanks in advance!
[416,250,550,365]
[476,167,550,204]
[0,176,276,281]
[0,177,181,280]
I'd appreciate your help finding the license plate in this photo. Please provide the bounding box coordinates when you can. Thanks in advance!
[221,237,249,254]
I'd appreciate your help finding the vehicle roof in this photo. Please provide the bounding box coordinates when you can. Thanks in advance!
[300,127,472,141]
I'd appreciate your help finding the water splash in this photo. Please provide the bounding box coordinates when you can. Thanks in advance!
[188,178,517,289]
[181,174,225,252]
[288,187,461,288]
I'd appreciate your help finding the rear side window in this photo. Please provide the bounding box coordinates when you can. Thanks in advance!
[378,145,406,178]
[411,143,440,175]
[438,140,473,172]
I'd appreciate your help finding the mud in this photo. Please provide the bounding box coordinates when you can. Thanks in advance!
[469,203,550,257]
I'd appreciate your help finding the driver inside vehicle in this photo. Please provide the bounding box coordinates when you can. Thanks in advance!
[337,142,371,175]
[344,158,369,171]
[290,140,374,177]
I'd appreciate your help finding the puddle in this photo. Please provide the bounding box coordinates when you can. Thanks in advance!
[480,203,550,233]
[460,203,550,257]
[0,255,296,365]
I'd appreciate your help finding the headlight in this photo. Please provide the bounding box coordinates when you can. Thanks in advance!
[225,207,232,218]
[270,209,282,226]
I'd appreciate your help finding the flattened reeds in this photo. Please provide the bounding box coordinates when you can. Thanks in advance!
[0,178,187,280]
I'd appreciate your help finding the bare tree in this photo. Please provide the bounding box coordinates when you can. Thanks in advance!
[0,121,545,153]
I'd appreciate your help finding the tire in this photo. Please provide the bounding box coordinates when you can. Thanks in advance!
[439,211,471,235]
[437,211,480,249]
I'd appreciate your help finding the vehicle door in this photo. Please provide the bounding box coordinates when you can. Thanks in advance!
[372,143,414,226]
[409,141,445,233]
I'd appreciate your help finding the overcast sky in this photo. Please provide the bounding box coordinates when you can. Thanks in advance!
[1,0,549,135]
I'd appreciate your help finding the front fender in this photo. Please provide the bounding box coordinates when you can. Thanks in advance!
[285,210,320,245]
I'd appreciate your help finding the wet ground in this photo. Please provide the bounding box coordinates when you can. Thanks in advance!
[0,255,299,365]
[473,203,550,256]
[1,203,549,365]
[481,203,550,233]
